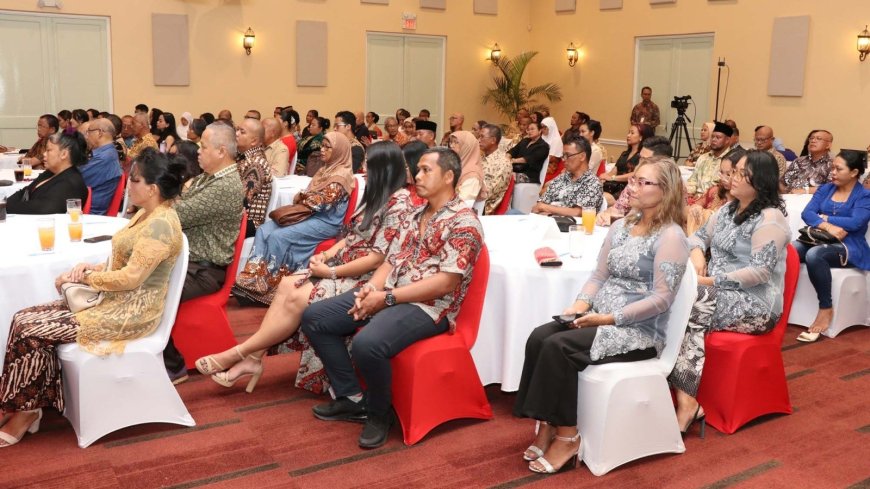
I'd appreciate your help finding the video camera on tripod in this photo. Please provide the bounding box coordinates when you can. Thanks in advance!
[670,95,692,112]
[668,95,693,161]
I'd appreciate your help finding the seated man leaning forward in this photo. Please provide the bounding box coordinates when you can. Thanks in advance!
[300,147,484,449]
[531,137,603,217]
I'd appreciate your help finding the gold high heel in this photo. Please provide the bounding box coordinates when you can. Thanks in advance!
[0,409,42,448]
[211,354,264,393]
[195,345,245,375]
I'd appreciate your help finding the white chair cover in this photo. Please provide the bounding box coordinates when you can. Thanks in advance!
[288,152,298,176]
[58,236,194,448]
[577,264,697,476]
[511,183,541,214]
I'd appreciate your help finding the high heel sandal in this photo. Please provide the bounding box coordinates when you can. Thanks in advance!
[796,331,822,343]
[528,430,581,474]
[523,420,553,461]
[0,409,42,448]
[681,405,706,439]
[211,354,264,393]
[195,345,245,375]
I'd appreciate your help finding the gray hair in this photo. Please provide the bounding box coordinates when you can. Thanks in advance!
[207,122,237,159]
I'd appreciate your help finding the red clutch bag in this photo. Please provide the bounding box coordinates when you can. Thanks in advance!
[534,247,563,267]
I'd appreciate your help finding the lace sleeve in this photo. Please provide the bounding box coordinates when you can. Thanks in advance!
[688,204,719,252]
[615,224,689,326]
[576,222,618,305]
[714,209,790,290]
[85,217,175,292]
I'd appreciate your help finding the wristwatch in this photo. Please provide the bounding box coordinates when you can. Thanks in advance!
[384,290,396,307]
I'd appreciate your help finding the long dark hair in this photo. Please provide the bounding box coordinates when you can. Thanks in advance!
[157,112,177,144]
[150,108,163,136]
[357,141,407,231]
[729,149,785,225]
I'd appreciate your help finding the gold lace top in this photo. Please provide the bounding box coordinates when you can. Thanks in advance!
[77,202,183,355]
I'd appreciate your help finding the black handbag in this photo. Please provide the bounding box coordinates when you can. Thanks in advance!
[797,226,849,266]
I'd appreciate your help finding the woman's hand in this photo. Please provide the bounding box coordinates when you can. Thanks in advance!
[697,275,715,287]
[562,300,591,316]
[822,222,848,240]
[690,248,707,277]
[55,272,72,292]
[572,313,614,328]
[308,260,331,278]
[68,262,97,283]
[309,252,327,267]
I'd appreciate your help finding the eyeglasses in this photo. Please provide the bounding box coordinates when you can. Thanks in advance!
[563,151,583,159]
[753,137,771,143]
[732,169,750,182]
[628,176,660,187]
[335,123,349,128]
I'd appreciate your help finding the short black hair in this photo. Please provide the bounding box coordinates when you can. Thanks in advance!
[565,137,591,161]
[200,112,216,125]
[190,118,208,138]
[308,109,319,118]
[57,110,72,122]
[335,111,356,127]
[135,104,149,113]
[72,109,88,124]
[642,136,673,157]
[422,147,461,188]
[641,86,652,92]
[481,123,502,141]
[40,114,59,133]
[582,119,602,140]
[419,109,431,117]
[838,149,868,177]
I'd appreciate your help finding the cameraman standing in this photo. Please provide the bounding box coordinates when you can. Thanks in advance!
[630,86,661,130]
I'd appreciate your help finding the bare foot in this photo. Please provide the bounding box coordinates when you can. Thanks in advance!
[524,421,555,460]
[808,308,833,334]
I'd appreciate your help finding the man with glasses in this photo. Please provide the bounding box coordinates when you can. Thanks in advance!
[479,123,512,214]
[334,111,365,173]
[753,126,787,177]
[531,138,602,217]
[781,130,834,194]
[687,121,733,204]
[80,118,123,215]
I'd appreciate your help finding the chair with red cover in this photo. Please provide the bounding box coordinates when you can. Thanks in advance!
[170,211,247,369]
[106,172,127,217]
[314,176,362,254]
[83,187,92,214]
[491,173,515,215]
[696,244,799,434]
[596,158,607,177]
[389,245,493,445]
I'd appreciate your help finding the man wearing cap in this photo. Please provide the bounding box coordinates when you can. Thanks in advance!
[415,120,438,148]
[686,121,733,204]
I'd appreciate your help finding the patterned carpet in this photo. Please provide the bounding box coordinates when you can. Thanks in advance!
[1,300,868,489]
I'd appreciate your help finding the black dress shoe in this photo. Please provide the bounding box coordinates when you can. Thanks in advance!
[358,411,394,449]
[312,397,367,422]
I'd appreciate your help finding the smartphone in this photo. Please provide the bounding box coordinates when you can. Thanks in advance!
[83,235,113,243]
[552,312,588,325]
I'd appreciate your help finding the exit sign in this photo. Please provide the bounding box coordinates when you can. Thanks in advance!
[402,12,417,30]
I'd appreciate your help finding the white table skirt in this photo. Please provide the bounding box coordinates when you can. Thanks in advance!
[0,153,21,170]
[0,169,42,200]
[271,175,311,211]
[783,193,812,240]
[472,214,608,391]
[0,213,129,368]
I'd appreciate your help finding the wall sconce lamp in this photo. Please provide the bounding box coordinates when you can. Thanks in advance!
[489,43,501,64]
[566,42,578,67]
[858,25,870,61]
[243,27,256,55]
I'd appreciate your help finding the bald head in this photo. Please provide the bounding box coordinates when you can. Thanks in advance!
[355,111,365,127]
[754,125,774,151]
[449,112,464,130]
[236,118,264,152]
[133,113,150,137]
[262,118,281,145]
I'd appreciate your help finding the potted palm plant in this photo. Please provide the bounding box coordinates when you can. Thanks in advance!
[482,51,563,126]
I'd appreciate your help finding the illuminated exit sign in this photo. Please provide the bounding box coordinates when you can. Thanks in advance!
[402,12,417,30]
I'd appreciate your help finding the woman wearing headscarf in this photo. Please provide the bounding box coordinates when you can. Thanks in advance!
[685,122,715,167]
[448,130,488,202]
[176,112,192,141]
[540,117,564,183]
[233,132,355,306]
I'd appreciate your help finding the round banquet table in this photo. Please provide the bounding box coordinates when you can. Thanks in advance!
[0,153,21,170]
[0,169,43,200]
[0,213,129,368]
[472,214,608,391]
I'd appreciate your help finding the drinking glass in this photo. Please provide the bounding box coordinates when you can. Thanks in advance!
[68,221,83,242]
[568,224,584,258]
[22,163,32,179]
[13,166,24,182]
[37,217,55,252]
[0,198,6,223]
[67,198,82,222]
[582,207,596,235]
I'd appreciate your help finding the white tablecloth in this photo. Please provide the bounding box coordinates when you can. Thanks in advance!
[783,194,812,240]
[271,175,311,211]
[472,214,608,391]
[0,213,129,368]
[0,153,21,170]
[0,169,43,199]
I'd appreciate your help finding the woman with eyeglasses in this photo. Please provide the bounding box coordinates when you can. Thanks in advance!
[514,156,688,474]
[686,157,735,235]
[793,150,870,342]
[669,149,790,436]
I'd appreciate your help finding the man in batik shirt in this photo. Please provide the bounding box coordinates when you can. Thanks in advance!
[630,86,661,130]
[781,130,834,194]
[236,118,273,236]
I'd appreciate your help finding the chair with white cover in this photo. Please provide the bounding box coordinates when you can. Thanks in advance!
[288,152,298,176]
[238,176,282,279]
[511,163,551,214]
[576,264,697,476]
[58,236,193,448]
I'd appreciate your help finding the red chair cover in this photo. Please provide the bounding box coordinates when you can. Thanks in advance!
[390,245,493,445]
[696,244,799,434]
[314,179,361,255]
[544,159,564,184]
[595,159,607,177]
[171,212,247,369]
[491,173,515,215]
[83,187,92,214]
[106,172,127,217]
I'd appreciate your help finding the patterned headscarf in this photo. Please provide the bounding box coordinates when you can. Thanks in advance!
[308,131,355,195]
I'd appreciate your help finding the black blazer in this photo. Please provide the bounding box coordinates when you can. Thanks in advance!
[6,166,89,215]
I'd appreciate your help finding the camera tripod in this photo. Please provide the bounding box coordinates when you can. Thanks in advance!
[668,111,694,162]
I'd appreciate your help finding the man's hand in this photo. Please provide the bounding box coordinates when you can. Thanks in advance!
[349,287,386,321]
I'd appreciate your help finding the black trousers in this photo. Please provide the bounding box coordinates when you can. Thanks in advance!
[301,289,448,415]
[513,321,656,426]
[163,261,227,372]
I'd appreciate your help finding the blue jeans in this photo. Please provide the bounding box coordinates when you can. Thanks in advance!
[792,240,849,308]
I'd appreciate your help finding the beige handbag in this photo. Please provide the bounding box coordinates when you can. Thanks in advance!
[61,282,104,313]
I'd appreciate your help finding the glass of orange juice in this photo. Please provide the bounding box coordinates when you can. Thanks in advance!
[582,206,596,235]
[68,221,83,242]
[23,163,32,179]
[37,217,55,252]
[67,198,82,222]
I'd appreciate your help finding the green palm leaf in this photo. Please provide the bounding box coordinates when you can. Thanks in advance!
[482,51,562,125]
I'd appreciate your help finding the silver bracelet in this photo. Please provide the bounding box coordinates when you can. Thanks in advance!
[329,266,337,280]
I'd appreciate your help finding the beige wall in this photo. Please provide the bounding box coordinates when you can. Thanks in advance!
[529,0,870,154]
[1,0,530,131]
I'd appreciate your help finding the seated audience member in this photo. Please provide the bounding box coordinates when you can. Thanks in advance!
[199,112,216,125]
[415,120,438,148]
[579,119,604,173]
[134,104,148,116]
[509,121,550,184]
[176,112,192,142]
[540,117,564,182]
[81,118,123,215]
[263,117,290,177]
[793,150,870,342]
[163,123,245,383]
[19,114,59,169]
[245,109,261,121]
[86,108,99,120]
[0,150,186,448]
[335,111,366,173]
[70,109,88,129]
[187,118,207,145]
[600,124,653,203]
[440,112,465,146]
[195,142,415,393]
[754,126,787,177]
[236,118,273,235]
[669,150,790,435]
[597,137,672,226]
[57,110,72,131]
[382,117,408,147]
[300,109,318,138]
[365,112,383,140]
[470,120,487,139]
[279,108,301,154]
[6,130,89,215]
[531,138,603,217]
[508,115,532,150]
[401,118,417,142]
[685,122,714,167]
[105,114,127,162]
[561,111,585,145]
[127,113,159,164]
[155,112,179,154]
[395,108,410,126]
[297,116,328,176]
[479,124,512,214]
[353,111,370,143]
[447,131,487,202]
[174,140,203,188]
[781,130,833,194]
[149,108,163,136]
[686,121,733,204]
[218,109,233,124]
[301,147,484,449]
[417,109,431,121]
[686,157,735,235]
[402,140,429,206]
[233,132,354,306]
[515,155,688,474]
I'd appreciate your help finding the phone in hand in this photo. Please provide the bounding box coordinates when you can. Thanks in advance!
[83,235,113,243]
[552,312,588,325]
